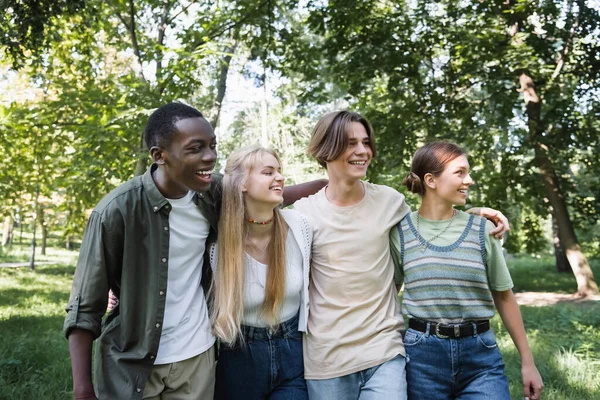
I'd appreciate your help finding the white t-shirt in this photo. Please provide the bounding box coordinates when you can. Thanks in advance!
[294,182,410,379]
[155,191,215,364]
[242,234,303,327]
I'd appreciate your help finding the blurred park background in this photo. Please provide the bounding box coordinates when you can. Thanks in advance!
[0,0,599,399]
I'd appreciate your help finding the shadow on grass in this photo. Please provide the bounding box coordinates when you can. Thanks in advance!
[35,264,76,277]
[0,315,72,400]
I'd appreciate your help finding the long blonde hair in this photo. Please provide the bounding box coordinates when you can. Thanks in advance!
[211,145,288,344]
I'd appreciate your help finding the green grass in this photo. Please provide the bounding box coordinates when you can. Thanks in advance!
[1,256,600,399]
[508,256,600,293]
[0,263,76,400]
[0,242,78,265]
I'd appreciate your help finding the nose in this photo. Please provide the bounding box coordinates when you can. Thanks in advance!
[276,172,285,183]
[202,147,217,163]
[464,173,474,185]
[355,142,367,155]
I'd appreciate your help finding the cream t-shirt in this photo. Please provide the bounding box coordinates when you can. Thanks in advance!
[294,182,410,379]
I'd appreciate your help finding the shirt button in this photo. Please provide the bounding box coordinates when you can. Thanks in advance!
[159,291,164,296]
[165,205,170,209]
[161,258,167,263]
[153,206,158,211]
[163,226,168,231]
[136,388,141,393]
[199,193,204,199]
[150,355,155,360]
[156,323,161,328]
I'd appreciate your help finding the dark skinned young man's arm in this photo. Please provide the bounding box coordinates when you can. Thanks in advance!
[282,179,328,207]
[68,329,98,400]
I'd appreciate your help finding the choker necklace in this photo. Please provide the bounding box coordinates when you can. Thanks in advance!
[415,209,457,252]
[246,216,274,225]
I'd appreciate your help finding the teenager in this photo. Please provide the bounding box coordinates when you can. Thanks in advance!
[392,141,543,400]
[210,145,312,399]
[293,111,509,399]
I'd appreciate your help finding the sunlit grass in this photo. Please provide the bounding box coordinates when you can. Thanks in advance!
[507,256,600,293]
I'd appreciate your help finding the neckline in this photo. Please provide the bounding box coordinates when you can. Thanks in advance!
[320,181,369,212]
[406,211,474,252]
[166,190,195,207]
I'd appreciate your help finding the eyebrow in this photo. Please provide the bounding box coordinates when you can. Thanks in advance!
[261,165,281,171]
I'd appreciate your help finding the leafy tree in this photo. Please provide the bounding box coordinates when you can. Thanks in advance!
[273,0,599,295]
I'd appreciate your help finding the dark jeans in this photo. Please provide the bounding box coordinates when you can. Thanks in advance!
[215,313,307,400]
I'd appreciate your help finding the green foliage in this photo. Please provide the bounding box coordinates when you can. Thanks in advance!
[269,0,600,257]
[0,0,87,68]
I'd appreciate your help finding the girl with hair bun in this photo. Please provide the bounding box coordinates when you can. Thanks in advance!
[391,141,543,400]
[210,145,312,399]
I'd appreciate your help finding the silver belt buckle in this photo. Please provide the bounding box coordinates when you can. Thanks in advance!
[454,325,461,337]
[435,324,449,338]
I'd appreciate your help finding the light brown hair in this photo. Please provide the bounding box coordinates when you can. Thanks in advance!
[308,111,376,168]
[403,141,466,196]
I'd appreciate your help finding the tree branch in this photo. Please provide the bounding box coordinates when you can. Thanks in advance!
[123,0,146,83]
[167,0,198,25]
[156,0,171,81]
[549,0,581,83]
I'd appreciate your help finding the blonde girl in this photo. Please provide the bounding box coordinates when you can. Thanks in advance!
[210,145,312,400]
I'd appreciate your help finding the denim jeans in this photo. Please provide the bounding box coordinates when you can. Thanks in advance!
[306,354,407,400]
[404,326,510,400]
[215,313,307,400]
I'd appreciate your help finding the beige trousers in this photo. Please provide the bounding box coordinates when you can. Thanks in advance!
[142,346,216,400]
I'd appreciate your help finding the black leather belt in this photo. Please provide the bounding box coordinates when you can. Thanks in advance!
[408,318,490,338]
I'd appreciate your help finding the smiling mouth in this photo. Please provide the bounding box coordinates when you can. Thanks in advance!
[270,186,283,192]
[458,189,468,195]
[195,169,214,178]
[349,161,367,165]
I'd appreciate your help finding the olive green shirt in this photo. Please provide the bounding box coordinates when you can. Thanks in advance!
[63,165,222,400]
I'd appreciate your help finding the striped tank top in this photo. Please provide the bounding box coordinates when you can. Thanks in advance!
[398,214,495,323]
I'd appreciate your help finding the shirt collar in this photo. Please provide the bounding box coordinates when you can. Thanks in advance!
[142,164,170,213]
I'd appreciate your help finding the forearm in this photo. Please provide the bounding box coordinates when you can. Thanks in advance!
[68,329,97,398]
[283,179,328,206]
[492,290,534,365]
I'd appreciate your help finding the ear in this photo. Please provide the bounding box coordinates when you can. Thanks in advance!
[241,184,248,193]
[150,146,165,165]
[423,172,436,190]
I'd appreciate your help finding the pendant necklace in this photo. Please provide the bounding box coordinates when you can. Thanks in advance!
[416,209,457,252]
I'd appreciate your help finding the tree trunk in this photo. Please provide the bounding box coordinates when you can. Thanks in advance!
[2,216,12,247]
[39,205,47,256]
[519,72,599,296]
[66,235,71,251]
[210,43,236,128]
[134,131,148,176]
[29,185,40,270]
[552,214,571,273]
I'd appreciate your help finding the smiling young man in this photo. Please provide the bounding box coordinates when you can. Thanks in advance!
[64,103,221,400]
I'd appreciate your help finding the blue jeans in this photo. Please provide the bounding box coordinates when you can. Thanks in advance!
[215,313,307,400]
[404,326,510,400]
[306,354,407,400]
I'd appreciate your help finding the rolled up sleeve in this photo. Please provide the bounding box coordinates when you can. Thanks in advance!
[63,211,112,339]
